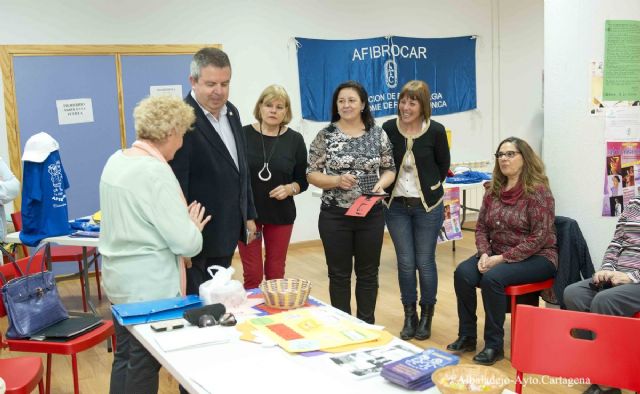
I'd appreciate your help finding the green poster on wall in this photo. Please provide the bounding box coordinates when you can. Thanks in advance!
[603,20,640,101]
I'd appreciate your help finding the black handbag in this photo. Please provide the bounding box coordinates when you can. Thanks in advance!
[0,243,69,338]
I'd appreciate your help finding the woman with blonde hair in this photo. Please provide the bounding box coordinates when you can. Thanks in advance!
[447,137,557,366]
[382,80,450,340]
[100,95,211,393]
[239,84,308,289]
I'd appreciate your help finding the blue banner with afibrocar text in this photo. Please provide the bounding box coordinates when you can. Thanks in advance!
[296,35,477,121]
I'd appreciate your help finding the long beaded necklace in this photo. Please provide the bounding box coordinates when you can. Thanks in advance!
[257,123,283,182]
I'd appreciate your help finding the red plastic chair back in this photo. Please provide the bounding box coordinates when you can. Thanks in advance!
[10,211,30,257]
[512,305,640,393]
[0,261,21,317]
[0,356,44,394]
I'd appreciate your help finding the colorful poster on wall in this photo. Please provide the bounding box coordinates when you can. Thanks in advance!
[438,187,462,243]
[603,141,640,216]
[296,36,476,121]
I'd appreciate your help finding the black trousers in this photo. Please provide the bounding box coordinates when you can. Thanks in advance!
[318,205,385,324]
[453,254,556,350]
[185,255,234,295]
[110,313,161,394]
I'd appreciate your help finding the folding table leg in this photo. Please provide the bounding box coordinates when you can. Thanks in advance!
[81,247,97,314]
[78,260,88,312]
[94,255,102,300]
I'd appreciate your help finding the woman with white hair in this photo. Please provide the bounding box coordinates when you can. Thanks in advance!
[100,95,211,394]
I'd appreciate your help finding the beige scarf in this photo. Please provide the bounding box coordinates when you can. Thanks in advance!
[132,140,188,296]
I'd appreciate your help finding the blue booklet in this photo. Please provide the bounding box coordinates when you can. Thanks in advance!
[381,347,459,390]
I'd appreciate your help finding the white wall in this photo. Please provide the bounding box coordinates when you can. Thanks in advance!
[0,0,543,242]
[499,0,544,152]
[544,0,640,267]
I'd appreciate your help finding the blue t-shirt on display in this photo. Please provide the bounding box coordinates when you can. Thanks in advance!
[20,150,71,246]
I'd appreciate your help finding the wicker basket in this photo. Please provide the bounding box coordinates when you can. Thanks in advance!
[432,364,510,394]
[260,278,311,309]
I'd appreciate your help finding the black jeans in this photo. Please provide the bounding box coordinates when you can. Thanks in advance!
[453,254,556,350]
[110,313,161,394]
[318,205,385,324]
[185,255,234,295]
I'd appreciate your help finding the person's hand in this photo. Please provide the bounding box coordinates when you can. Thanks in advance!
[594,270,632,286]
[246,220,258,243]
[183,257,192,269]
[592,270,612,284]
[336,174,357,190]
[269,184,292,200]
[188,201,212,231]
[478,254,503,273]
[477,253,489,273]
[610,271,632,285]
[370,182,385,194]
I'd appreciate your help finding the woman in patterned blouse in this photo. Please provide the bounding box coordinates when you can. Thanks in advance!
[446,137,557,366]
[307,80,396,324]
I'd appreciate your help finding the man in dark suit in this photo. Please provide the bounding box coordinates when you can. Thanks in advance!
[170,47,257,295]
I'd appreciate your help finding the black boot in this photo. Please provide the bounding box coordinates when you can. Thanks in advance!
[400,303,418,340]
[414,304,434,340]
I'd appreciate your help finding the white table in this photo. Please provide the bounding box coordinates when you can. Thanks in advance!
[129,303,516,394]
[5,231,99,314]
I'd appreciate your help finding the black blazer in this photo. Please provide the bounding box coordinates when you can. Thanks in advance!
[170,94,256,259]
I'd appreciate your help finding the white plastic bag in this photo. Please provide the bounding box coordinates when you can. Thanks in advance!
[199,265,246,308]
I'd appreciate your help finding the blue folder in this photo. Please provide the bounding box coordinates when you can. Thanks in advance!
[111,295,202,326]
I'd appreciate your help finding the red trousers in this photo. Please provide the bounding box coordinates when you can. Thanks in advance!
[237,222,294,289]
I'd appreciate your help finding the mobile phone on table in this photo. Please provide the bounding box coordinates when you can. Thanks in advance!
[150,319,185,332]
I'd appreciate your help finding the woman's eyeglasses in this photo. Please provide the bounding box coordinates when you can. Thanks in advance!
[494,151,520,159]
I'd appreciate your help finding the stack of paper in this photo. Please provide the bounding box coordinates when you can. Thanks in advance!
[153,326,231,352]
[244,306,381,353]
[381,348,459,390]
[329,343,418,379]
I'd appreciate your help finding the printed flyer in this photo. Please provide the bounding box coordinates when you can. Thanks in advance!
[603,141,640,216]
[438,187,463,243]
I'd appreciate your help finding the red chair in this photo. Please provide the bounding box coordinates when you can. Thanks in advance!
[0,357,45,394]
[511,305,640,393]
[11,211,101,312]
[505,278,554,356]
[0,257,115,394]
